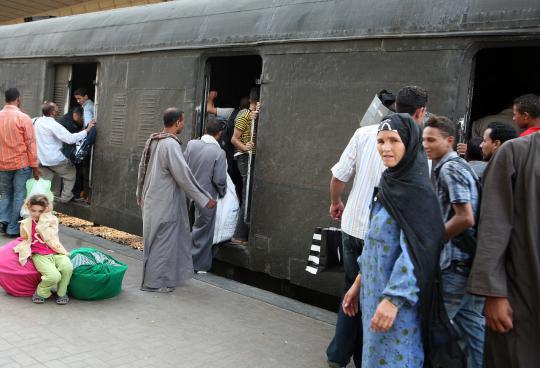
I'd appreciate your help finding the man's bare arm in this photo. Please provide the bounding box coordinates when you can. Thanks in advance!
[445,202,475,240]
[329,176,346,220]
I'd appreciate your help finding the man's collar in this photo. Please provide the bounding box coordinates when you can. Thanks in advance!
[201,134,220,146]
[2,105,19,111]
[434,150,458,170]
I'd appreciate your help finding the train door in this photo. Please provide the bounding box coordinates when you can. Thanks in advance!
[49,62,99,203]
[197,55,263,230]
[468,46,540,138]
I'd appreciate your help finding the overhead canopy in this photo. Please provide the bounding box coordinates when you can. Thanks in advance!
[0,0,81,24]
[0,0,539,59]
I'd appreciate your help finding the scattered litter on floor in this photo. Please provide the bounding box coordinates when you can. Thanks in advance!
[56,212,144,251]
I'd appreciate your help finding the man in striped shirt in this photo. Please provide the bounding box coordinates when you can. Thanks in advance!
[0,88,40,237]
[230,87,259,244]
[327,86,428,368]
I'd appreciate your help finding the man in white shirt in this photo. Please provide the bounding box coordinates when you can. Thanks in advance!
[326,86,428,368]
[34,102,95,203]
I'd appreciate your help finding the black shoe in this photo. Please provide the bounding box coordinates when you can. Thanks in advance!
[0,222,6,234]
[5,233,20,238]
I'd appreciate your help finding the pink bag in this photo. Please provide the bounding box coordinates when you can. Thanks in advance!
[0,239,41,297]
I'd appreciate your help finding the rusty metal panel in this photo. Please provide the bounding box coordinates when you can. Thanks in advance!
[110,92,128,146]
[52,64,70,114]
[135,91,160,150]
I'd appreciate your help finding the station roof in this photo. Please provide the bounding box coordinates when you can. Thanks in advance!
[0,0,81,24]
[0,0,539,59]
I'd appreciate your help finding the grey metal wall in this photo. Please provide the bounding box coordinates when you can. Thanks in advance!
[2,35,538,296]
[0,61,44,117]
[90,52,200,232]
[246,39,469,295]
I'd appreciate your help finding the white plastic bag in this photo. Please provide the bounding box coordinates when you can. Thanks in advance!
[213,175,240,245]
[20,178,53,218]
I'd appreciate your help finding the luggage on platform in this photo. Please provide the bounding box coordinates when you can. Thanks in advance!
[68,247,127,300]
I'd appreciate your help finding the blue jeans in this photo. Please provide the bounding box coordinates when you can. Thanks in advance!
[0,167,31,235]
[442,265,485,368]
[326,232,363,367]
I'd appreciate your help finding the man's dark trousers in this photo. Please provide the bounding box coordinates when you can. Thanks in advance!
[326,232,363,367]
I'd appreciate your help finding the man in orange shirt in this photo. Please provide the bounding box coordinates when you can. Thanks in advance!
[0,88,40,237]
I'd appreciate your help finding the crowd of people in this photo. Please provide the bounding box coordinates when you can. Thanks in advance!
[327,86,540,368]
[2,81,539,367]
[0,86,96,304]
[136,87,260,291]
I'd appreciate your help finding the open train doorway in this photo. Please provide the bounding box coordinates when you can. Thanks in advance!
[468,47,540,138]
[198,55,262,233]
[49,62,99,205]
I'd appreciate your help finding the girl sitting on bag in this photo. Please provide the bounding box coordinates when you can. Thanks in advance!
[13,195,72,304]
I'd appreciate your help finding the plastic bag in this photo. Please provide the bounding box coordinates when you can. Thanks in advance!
[213,175,240,244]
[20,178,54,218]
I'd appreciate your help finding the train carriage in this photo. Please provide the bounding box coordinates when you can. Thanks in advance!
[0,0,538,298]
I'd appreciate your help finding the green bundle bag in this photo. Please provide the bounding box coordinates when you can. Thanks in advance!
[68,248,128,300]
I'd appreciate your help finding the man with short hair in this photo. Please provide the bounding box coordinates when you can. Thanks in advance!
[481,122,518,161]
[185,118,227,272]
[395,85,428,125]
[34,102,94,203]
[230,87,260,245]
[512,93,540,137]
[423,115,484,368]
[0,88,40,237]
[137,108,216,292]
[73,88,95,128]
[467,126,540,368]
[326,86,427,368]
[465,137,487,179]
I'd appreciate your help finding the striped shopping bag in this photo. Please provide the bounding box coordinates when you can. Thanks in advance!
[305,227,343,274]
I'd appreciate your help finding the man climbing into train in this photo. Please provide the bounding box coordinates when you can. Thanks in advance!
[72,88,96,202]
[230,87,260,245]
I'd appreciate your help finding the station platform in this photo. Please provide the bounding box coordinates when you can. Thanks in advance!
[0,226,348,368]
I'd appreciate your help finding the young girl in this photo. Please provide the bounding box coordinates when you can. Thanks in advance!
[13,195,72,304]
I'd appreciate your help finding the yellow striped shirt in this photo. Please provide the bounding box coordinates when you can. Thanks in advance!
[234,109,256,155]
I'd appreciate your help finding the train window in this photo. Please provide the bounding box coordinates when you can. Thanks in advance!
[468,47,540,137]
[198,55,262,235]
[49,62,99,204]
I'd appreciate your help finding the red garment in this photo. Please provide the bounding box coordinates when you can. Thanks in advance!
[30,220,55,255]
[520,127,540,137]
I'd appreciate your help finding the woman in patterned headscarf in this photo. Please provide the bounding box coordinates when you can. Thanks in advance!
[342,113,465,367]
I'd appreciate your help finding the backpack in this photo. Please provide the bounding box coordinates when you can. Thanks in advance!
[436,157,482,256]
[72,127,96,165]
[217,109,241,157]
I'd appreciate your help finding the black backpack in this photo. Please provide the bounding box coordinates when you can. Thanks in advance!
[217,109,242,157]
[436,157,482,256]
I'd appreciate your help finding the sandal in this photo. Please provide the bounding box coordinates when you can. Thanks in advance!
[140,286,174,293]
[32,293,45,304]
[56,295,69,305]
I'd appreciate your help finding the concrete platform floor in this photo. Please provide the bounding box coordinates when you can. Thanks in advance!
[0,226,349,368]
